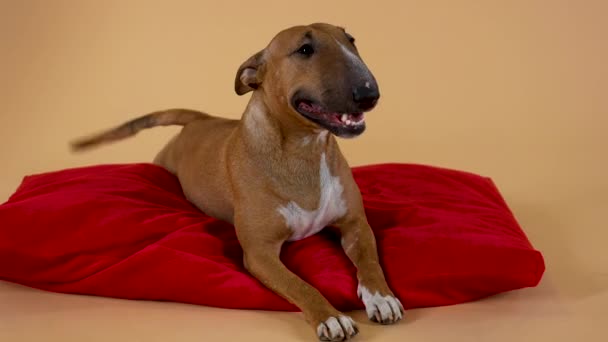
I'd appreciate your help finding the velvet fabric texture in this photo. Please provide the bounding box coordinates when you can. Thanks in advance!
[0,163,544,311]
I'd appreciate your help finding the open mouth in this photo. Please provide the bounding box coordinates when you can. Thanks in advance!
[294,100,366,137]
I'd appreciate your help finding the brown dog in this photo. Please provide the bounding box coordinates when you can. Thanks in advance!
[71,23,404,341]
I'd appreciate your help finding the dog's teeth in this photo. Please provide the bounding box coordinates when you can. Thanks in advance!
[341,114,348,123]
[346,120,352,125]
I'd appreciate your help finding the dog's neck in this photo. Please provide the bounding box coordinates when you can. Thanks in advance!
[239,90,347,220]
[240,91,337,158]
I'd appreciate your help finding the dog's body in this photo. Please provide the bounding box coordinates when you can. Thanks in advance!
[72,23,403,341]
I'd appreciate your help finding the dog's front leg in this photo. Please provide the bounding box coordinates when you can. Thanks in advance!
[337,217,405,325]
[237,224,359,341]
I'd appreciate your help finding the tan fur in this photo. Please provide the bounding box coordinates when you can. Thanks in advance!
[71,23,403,341]
[71,109,207,151]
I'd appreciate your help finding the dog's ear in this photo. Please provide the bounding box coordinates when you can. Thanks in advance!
[234,49,266,96]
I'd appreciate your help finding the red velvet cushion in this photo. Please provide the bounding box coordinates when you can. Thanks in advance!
[0,163,544,311]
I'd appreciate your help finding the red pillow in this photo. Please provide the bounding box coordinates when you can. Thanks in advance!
[0,163,544,311]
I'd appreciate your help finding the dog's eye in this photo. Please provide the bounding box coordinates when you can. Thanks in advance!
[345,33,356,45]
[296,44,314,56]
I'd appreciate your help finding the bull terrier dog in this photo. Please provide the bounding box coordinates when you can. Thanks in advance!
[71,23,404,341]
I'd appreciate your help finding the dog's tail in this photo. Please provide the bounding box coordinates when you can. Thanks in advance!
[70,108,207,151]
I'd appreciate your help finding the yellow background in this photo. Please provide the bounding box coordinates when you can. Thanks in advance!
[1,0,606,341]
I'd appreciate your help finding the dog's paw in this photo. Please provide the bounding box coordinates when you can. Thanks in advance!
[358,286,404,325]
[317,315,359,341]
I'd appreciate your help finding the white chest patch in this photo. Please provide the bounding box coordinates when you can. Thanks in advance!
[278,153,347,241]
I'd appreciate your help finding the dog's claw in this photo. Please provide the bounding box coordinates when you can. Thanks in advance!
[317,315,358,341]
[373,309,382,323]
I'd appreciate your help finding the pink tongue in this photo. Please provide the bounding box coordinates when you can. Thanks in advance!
[299,102,324,113]
[347,113,364,122]
[299,102,364,123]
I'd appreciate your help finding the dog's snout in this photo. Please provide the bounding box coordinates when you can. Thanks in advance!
[352,85,379,110]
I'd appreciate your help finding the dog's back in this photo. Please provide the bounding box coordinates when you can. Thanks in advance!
[154,116,239,223]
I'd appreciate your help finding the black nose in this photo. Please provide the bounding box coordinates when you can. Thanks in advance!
[352,85,380,110]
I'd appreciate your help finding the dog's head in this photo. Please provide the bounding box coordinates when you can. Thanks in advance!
[235,23,379,138]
